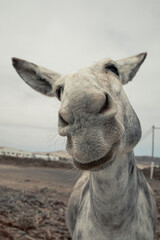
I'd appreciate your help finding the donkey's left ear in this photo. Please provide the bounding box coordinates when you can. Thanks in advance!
[12,58,61,97]
[117,52,147,85]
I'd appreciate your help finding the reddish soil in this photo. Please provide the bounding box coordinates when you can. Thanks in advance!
[0,157,159,240]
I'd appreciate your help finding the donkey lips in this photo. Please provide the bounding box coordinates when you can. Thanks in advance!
[73,141,120,170]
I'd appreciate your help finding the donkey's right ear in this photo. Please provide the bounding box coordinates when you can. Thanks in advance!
[12,58,61,97]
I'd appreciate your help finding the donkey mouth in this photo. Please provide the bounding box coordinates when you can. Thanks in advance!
[73,141,120,170]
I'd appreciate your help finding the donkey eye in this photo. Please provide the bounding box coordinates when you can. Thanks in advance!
[56,86,64,100]
[104,64,119,77]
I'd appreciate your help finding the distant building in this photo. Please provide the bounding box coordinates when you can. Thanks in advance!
[34,154,59,161]
[0,147,64,162]
[0,147,32,158]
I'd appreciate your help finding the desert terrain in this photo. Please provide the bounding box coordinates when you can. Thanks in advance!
[0,157,159,240]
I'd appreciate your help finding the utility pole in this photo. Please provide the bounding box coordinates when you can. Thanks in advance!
[150,125,155,179]
[150,126,160,179]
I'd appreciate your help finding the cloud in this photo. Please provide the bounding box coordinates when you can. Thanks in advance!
[0,0,160,156]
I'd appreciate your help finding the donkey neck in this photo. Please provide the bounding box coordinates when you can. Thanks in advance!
[89,151,138,224]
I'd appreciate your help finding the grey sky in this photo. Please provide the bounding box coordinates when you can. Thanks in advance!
[0,0,160,156]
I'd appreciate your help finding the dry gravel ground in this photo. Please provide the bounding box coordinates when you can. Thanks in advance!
[0,161,159,240]
[0,164,80,240]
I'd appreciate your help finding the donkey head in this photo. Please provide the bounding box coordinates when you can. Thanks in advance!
[12,53,146,170]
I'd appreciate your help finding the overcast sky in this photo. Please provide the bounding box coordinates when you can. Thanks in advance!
[0,0,160,156]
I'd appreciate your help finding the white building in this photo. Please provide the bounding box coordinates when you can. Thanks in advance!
[0,147,60,161]
[34,154,59,161]
[0,147,32,158]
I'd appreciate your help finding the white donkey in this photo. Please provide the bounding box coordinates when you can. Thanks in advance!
[12,53,157,240]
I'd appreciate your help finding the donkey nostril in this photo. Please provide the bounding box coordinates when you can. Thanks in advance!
[99,94,109,114]
[59,113,69,127]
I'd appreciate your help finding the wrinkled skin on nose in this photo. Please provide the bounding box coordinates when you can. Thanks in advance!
[70,88,106,115]
[59,88,106,124]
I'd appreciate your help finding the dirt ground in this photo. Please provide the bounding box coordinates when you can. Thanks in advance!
[0,163,80,240]
[0,160,159,239]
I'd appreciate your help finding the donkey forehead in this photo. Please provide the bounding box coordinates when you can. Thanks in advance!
[60,71,100,87]
[55,59,121,93]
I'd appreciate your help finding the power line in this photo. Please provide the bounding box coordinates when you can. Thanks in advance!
[140,127,152,143]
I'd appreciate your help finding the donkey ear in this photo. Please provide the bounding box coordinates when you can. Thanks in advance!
[117,52,147,85]
[12,58,61,97]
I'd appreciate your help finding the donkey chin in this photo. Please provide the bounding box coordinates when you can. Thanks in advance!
[66,125,124,171]
[71,141,121,171]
